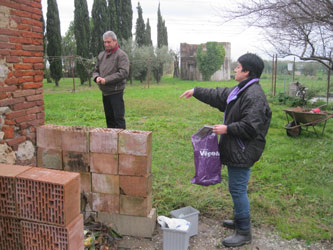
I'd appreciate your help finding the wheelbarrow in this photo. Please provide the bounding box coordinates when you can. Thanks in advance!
[283,106,333,137]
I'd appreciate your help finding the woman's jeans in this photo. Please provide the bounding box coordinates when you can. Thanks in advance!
[227,166,251,220]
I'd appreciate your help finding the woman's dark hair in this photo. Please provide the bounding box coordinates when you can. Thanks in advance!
[238,53,264,78]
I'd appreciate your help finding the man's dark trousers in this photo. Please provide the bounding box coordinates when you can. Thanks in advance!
[102,92,126,129]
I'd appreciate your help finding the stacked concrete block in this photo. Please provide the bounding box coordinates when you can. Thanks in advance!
[0,164,83,249]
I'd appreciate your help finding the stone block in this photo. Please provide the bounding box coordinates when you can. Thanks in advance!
[91,193,119,213]
[36,124,62,150]
[0,216,22,250]
[119,130,152,156]
[37,147,62,170]
[90,152,118,174]
[119,154,152,176]
[16,167,80,226]
[61,126,91,153]
[0,164,31,217]
[97,208,157,238]
[120,194,152,217]
[63,151,89,172]
[119,174,152,197]
[91,173,119,194]
[21,214,84,250]
[80,172,91,193]
[90,128,122,154]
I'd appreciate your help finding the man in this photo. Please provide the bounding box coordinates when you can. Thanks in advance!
[180,53,272,247]
[93,31,129,129]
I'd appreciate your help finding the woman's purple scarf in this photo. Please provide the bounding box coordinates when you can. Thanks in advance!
[226,78,259,104]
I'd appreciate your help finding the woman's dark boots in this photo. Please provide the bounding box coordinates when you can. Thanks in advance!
[222,217,252,247]
[222,219,235,229]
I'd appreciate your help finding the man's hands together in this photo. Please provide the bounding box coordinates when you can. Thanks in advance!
[96,76,106,85]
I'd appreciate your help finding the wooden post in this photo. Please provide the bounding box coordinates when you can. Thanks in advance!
[72,56,75,93]
[292,57,296,82]
[273,54,277,96]
[271,55,275,95]
[327,62,331,104]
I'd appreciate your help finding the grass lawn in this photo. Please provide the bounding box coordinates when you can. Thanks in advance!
[43,75,333,243]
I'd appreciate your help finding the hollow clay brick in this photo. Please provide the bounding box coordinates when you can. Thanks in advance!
[120,194,152,217]
[90,152,118,174]
[90,128,122,154]
[63,151,90,172]
[119,154,152,176]
[91,173,119,195]
[61,126,92,152]
[37,147,63,170]
[118,130,152,156]
[80,172,91,193]
[119,174,152,197]
[91,193,119,213]
[36,124,62,150]
[21,214,84,250]
[0,216,22,250]
[0,164,31,217]
[16,167,80,226]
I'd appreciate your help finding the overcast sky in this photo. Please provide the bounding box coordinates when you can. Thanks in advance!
[41,0,270,61]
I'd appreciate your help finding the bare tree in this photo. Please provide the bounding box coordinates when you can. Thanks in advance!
[218,0,333,70]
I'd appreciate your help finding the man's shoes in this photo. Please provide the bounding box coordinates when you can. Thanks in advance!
[222,228,252,247]
[222,220,235,229]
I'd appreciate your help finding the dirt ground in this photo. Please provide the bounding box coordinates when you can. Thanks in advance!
[115,215,332,250]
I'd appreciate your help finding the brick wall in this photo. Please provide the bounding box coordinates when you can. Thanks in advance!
[0,0,44,165]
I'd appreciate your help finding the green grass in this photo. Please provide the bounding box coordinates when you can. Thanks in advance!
[43,76,333,242]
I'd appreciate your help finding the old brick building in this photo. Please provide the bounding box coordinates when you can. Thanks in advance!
[0,0,44,165]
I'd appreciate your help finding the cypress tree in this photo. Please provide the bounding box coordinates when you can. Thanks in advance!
[74,0,90,84]
[119,0,132,41]
[108,0,118,34]
[144,18,152,46]
[91,0,109,57]
[46,0,62,86]
[135,2,145,47]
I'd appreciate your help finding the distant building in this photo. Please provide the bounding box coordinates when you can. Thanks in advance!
[180,42,231,81]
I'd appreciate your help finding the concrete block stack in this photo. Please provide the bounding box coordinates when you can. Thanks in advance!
[36,125,156,238]
[0,164,83,249]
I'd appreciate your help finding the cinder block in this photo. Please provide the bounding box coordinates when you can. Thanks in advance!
[119,174,152,197]
[0,216,22,250]
[37,147,63,170]
[91,193,119,213]
[118,130,152,156]
[16,167,80,226]
[91,173,119,194]
[120,194,152,217]
[90,152,118,174]
[61,126,91,152]
[63,151,90,172]
[0,164,31,217]
[80,172,91,193]
[21,214,84,250]
[36,124,62,150]
[119,154,152,176]
[96,208,157,238]
[90,128,122,154]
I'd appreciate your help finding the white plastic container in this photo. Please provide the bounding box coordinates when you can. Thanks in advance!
[161,225,190,250]
[170,206,200,237]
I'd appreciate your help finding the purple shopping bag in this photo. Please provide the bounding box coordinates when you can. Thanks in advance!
[191,126,222,186]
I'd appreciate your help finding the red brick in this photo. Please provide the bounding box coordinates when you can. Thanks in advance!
[14,70,36,77]
[0,28,20,37]
[6,136,26,146]
[63,151,90,172]
[13,64,33,70]
[2,126,14,139]
[6,56,20,63]
[11,9,31,18]
[0,35,8,42]
[37,147,63,170]
[0,164,32,217]
[0,42,15,50]
[2,85,18,92]
[0,217,22,249]
[120,194,152,217]
[26,106,42,114]
[22,45,43,51]
[33,63,44,70]
[26,94,43,101]
[21,17,42,27]
[91,193,119,213]
[21,214,84,250]
[90,128,122,154]
[34,74,43,82]
[119,154,152,176]
[9,36,32,44]
[4,78,19,85]
[17,76,34,84]
[92,173,119,194]
[22,57,43,63]
[119,130,152,156]
[5,120,15,125]
[12,89,35,98]
[13,101,36,111]
[90,152,118,174]
[22,82,42,89]
[36,112,44,119]
[15,113,36,123]
[0,49,10,56]
[80,172,91,193]
[16,167,81,226]
[119,175,152,197]
[5,110,25,120]
[61,126,91,152]
[27,118,44,127]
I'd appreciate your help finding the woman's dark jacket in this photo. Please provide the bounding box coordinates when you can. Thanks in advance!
[193,79,272,167]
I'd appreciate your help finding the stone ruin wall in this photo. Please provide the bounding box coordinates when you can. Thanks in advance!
[0,0,44,165]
